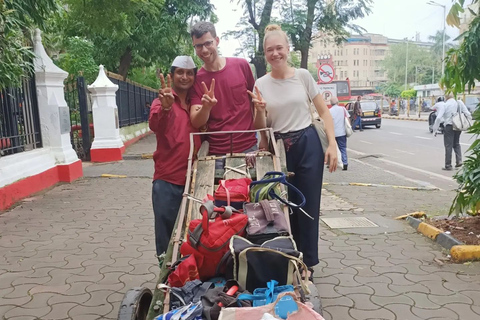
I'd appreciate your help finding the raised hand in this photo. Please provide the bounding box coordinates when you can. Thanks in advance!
[159,74,174,110]
[247,86,266,112]
[201,79,217,110]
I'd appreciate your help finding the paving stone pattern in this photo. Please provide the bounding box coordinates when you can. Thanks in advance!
[0,178,157,320]
[1,135,480,320]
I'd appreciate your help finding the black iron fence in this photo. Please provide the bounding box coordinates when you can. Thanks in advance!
[106,72,157,128]
[0,78,42,157]
[64,75,92,161]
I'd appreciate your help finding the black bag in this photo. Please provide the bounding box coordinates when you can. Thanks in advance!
[169,279,214,310]
[218,236,307,293]
[201,280,252,320]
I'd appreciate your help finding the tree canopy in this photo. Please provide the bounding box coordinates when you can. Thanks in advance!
[0,0,59,89]
[58,0,214,79]
[382,42,440,87]
[443,0,480,216]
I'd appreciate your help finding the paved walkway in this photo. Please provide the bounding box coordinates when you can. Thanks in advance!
[1,134,480,320]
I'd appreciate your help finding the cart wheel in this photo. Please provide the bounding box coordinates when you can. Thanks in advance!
[118,287,153,320]
[305,282,323,316]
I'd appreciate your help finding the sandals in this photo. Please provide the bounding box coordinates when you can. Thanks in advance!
[300,267,314,282]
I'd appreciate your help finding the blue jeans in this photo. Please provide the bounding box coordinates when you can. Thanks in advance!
[335,135,348,165]
[353,116,362,130]
[152,179,184,256]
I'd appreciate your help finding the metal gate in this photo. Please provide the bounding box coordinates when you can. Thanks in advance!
[0,78,42,157]
[64,75,92,161]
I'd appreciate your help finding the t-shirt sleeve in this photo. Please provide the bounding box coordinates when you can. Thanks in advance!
[298,69,319,100]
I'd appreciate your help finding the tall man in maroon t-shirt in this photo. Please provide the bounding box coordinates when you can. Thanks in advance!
[189,21,257,164]
[149,56,202,263]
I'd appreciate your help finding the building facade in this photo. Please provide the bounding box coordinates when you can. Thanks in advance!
[309,33,433,95]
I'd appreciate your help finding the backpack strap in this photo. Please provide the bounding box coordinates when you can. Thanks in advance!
[190,201,215,249]
[259,200,275,222]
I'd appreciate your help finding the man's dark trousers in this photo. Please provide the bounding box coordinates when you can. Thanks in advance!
[152,179,184,256]
[443,124,462,167]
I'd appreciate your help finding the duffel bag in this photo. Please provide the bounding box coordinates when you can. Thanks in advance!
[181,200,248,280]
[244,200,289,244]
[217,235,308,293]
[214,177,252,210]
[169,279,214,310]
[249,171,305,208]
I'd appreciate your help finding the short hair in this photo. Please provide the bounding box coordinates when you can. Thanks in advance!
[190,21,216,39]
[445,92,454,99]
[330,97,339,105]
[263,24,289,49]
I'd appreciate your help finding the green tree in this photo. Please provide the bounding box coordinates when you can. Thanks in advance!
[442,0,480,216]
[428,30,453,58]
[280,0,371,69]
[56,37,99,82]
[0,0,59,89]
[382,42,440,86]
[58,0,214,79]
[225,0,275,78]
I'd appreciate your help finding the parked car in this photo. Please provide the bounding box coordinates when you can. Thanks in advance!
[346,100,382,129]
[465,95,480,113]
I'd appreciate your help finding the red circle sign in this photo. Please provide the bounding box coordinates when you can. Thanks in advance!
[318,63,335,84]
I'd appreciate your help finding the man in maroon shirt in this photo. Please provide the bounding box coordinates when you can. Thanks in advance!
[189,21,257,165]
[149,56,203,262]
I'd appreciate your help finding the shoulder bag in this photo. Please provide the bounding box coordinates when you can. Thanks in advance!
[452,102,472,131]
[344,107,353,137]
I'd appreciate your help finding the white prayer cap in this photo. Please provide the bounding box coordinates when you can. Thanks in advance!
[171,56,196,69]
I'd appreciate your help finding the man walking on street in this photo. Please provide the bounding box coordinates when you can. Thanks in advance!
[329,97,349,170]
[189,21,257,165]
[149,56,201,264]
[352,95,363,131]
[432,93,471,171]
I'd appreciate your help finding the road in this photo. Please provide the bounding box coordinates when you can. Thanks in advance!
[346,118,476,190]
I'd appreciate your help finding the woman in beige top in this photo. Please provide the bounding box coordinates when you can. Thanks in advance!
[249,24,337,280]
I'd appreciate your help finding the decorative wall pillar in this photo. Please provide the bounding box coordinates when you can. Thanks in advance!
[33,29,82,181]
[88,65,125,162]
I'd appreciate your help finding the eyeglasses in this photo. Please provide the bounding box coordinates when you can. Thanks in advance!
[193,40,214,50]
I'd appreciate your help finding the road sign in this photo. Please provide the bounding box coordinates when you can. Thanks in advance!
[318,63,335,84]
[317,84,337,104]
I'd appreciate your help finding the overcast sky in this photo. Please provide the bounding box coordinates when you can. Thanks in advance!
[209,0,463,57]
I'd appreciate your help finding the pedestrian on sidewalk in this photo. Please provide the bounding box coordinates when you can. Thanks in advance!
[352,96,363,131]
[329,97,349,170]
[189,21,258,168]
[149,56,201,264]
[432,93,471,171]
[249,24,338,281]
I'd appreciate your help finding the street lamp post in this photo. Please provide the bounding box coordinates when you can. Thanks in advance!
[427,1,446,77]
[405,38,409,90]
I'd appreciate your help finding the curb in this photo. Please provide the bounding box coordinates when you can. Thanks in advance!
[406,216,480,262]
[382,116,428,122]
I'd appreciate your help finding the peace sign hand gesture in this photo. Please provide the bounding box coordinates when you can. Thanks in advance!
[247,86,266,112]
[201,79,217,110]
[159,74,174,110]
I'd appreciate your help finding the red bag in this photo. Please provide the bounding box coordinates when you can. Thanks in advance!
[180,200,248,280]
[167,254,200,287]
[214,178,252,210]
